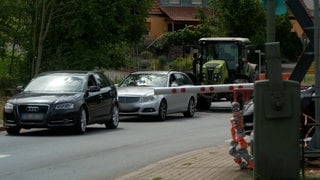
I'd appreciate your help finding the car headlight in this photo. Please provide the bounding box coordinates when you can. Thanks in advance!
[141,95,155,102]
[55,103,74,110]
[4,103,14,113]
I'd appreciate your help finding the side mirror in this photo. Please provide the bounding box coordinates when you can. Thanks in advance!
[88,85,100,92]
[16,86,24,92]
[171,82,178,87]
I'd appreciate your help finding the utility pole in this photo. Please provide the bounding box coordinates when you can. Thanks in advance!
[254,0,300,178]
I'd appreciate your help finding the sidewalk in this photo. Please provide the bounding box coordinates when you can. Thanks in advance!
[116,144,252,180]
[116,143,320,180]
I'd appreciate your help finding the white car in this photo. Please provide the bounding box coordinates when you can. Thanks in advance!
[117,71,197,121]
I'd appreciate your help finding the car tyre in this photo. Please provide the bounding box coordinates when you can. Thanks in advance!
[183,97,196,117]
[105,104,119,129]
[157,99,167,121]
[6,127,21,135]
[74,107,87,134]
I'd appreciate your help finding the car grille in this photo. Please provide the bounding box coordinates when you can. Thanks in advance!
[118,97,140,103]
[17,104,49,122]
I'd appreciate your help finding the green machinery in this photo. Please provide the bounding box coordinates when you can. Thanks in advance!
[192,37,259,109]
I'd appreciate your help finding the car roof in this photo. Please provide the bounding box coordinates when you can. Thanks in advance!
[130,70,183,75]
[36,70,99,77]
[199,37,250,43]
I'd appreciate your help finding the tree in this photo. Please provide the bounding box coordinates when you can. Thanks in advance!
[163,7,216,46]
[209,0,267,48]
[40,0,152,71]
[275,14,303,61]
[0,0,31,87]
[209,0,302,61]
[33,0,57,75]
[0,0,152,80]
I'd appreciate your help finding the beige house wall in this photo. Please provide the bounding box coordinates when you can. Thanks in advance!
[290,19,304,38]
[145,16,168,40]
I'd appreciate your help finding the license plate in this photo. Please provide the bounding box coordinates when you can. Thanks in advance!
[21,113,44,121]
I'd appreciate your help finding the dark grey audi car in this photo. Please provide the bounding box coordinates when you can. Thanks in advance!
[3,71,119,135]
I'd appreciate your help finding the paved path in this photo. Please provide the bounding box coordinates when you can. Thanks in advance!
[116,144,253,180]
[116,143,320,180]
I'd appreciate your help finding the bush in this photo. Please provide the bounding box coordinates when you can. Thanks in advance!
[140,50,153,59]
[139,59,151,69]
[0,74,19,90]
[169,57,193,71]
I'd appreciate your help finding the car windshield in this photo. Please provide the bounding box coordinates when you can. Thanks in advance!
[120,73,167,87]
[24,75,85,93]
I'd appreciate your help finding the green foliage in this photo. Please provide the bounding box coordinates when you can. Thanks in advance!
[163,7,216,46]
[0,73,19,90]
[148,55,168,70]
[208,0,302,61]
[158,55,168,69]
[169,57,193,71]
[140,59,151,69]
[276,14,303,61]
[209,0,266,45]
[164,24,215,46]
[140,50,153,59]
[0,0,153,81]
[40,0,152,71]
[0,50,30,90]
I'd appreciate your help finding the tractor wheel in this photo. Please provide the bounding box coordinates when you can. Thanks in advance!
[196,96,211,110]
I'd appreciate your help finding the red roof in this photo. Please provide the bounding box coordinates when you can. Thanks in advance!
[160,6,203,22]
[149,0,211,22]
[149,0,162,15]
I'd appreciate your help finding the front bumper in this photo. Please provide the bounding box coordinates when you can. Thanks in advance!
[4,104,80,129]
[118,97,160,116]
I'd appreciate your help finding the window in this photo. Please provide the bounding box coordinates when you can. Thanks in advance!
[168,0,180,5]
[94,73,110,88]
[173,73,193,86]
[192,0,202,5]
[88,75,97,87]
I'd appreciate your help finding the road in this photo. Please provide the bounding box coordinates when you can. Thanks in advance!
[0,102,232,180]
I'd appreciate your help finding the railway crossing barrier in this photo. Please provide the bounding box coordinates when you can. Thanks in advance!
[154,83,254,95]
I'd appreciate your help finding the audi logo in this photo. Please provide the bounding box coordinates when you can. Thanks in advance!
[26,106,39,112]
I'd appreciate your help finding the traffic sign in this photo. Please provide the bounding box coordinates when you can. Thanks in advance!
[261,0,287,15]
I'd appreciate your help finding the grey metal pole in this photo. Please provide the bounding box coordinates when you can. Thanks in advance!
[313,0,320,148]
[267,0,276,42]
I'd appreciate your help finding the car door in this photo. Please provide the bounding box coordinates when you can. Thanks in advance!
[93,72,114,121]
[170,73,194,112]
[166,73,189,113]
[85,75,105,122]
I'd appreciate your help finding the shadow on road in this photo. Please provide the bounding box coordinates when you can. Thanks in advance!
[4,126,123,137]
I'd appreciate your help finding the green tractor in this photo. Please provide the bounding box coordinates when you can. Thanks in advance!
[192,37,259,109]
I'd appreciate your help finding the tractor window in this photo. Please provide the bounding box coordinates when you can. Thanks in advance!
[216,43,238,70]
[202,42,239,70]
[203,44,217,61]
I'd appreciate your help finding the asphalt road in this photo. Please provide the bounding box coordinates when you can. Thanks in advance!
[0,102,232,180]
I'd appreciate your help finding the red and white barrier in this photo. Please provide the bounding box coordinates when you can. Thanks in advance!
[154,83,254,95]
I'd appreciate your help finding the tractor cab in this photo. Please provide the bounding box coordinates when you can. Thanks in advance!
[196,37,257,85]
[192,37,258,109]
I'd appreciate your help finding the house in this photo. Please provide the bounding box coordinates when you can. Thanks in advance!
[145,0,209,41]
[289,0,313,39]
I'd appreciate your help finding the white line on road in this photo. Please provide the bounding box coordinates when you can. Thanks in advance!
[0,154,11,159]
